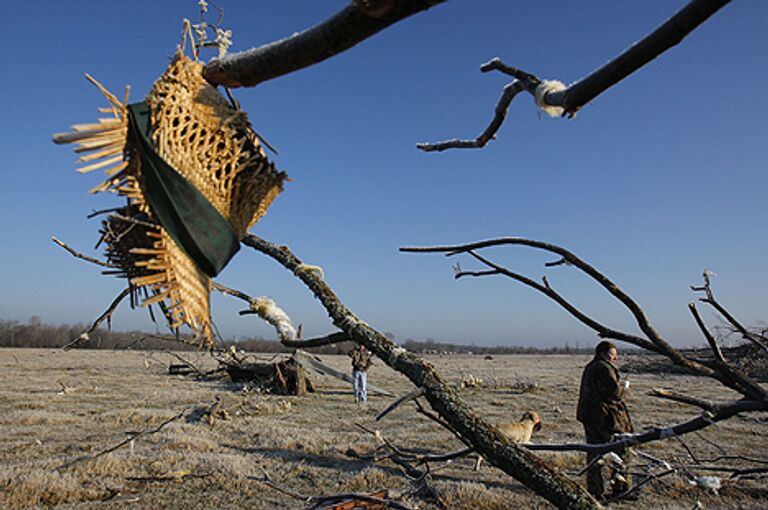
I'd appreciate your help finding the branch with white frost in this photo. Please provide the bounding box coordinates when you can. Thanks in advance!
[241,233,601,510]
[418,0,730,151]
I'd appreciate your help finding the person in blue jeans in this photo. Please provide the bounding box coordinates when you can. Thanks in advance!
[349,344,373,402]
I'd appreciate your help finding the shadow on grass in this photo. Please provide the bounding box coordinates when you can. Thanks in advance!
[222,443,531,494]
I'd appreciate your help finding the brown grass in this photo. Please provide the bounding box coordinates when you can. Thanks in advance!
[0,348,765,509]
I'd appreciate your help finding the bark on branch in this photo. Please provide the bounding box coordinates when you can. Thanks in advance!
[418,0,730,151]
[203,0,445,88]
[544,0,730,114]
[241,233,600,510]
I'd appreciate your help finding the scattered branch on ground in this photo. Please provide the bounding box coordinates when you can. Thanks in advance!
[56,410,187,471]
[163,349,206,376]
[250,466,415,510]
[377,388,425,421]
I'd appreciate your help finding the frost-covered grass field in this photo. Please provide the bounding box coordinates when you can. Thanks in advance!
[0,348,765,509]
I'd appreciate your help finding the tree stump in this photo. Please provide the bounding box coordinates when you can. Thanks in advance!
[225,355,315,395]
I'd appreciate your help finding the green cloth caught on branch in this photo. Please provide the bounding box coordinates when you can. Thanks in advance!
[126,101,239,277]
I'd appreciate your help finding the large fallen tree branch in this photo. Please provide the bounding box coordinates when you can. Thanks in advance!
[203,0,445,88]
[399,236,767,492]
[241,233,600,510]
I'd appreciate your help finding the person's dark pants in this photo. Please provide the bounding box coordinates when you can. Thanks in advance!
[583,424,632,498]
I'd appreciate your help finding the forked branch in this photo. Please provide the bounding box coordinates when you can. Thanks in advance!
[400,237,767,406]
[691,271,768,353]
[418,0,730,151]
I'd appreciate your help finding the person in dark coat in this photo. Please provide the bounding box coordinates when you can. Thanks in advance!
[348,344,373,403]
[577,341,634,499]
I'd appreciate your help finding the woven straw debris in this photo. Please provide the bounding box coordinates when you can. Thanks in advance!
[54,50,287,345]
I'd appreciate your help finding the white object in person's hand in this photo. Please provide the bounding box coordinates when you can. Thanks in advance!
[622,380,630,390]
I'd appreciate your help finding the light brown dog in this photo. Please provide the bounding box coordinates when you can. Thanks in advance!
[497,411,542,444]
[475,411,543,470]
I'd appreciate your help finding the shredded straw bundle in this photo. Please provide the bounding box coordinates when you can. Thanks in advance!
[54,49,287,345]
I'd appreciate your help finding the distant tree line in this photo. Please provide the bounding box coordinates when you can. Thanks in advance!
[0,317,355,354]
[401,338,593,355]
[0,317,594,355]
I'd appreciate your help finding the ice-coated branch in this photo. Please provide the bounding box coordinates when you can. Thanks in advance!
[212,282,297,341]
[241,233,601,510]
[419,0,730,151]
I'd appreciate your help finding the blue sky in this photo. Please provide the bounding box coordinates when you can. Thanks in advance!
[1,1,765,348]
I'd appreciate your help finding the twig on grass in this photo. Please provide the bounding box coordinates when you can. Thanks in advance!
[163,349,206,376]
[56,410,186,471]
[249,466,415,510]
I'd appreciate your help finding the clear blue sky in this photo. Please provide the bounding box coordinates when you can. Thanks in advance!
[1,1,765,348]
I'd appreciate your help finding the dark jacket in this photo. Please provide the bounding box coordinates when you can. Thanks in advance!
[349,348,373,372]
[576,354,633,434]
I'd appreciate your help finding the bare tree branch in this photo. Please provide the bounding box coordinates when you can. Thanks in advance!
[460,249,661,353]
[62,287,132,351]
[419,0,730,151]
[56,409,187,471]
[203,0,446,88]
[52,236,115,269]
[401,238,712,376]
[545,0,730,114]
[376,388,424,421]
[416,80,526,152]
[401,237,767,404]
[280,331,349,348]
[650,389,721,413]
[691,271,768,353]
[241,233,601,510]
[689,302,725,363]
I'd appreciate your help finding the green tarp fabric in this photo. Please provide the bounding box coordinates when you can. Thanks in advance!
[126,101,239,277]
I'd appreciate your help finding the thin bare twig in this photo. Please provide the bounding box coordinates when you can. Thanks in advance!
[56,410,186,471]
[62,287,132,351]
[377,388,424,421]
[692,272,768,353]
[416,80,526,152]
[52,236,115,269]
[689,302,725,363]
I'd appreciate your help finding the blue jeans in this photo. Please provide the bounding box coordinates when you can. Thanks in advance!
[353,370,367,402]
